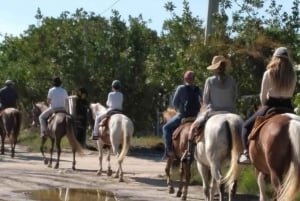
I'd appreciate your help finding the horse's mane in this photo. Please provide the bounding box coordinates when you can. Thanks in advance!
[162,107,177,124]
[35,101,49,112]
[89,102,107,119]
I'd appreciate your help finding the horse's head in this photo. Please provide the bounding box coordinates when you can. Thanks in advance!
[161,108,177,124]
[31,101,48,127]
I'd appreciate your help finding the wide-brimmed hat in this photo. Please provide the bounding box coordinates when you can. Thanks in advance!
[207,55,231,71]
[273,47,289,59]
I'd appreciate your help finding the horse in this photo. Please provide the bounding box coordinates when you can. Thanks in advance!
[31,101,83,170]
[194,110,244,201]
[248,112,300,201]
[0,108,22,158]
[162,108,194,201]
[89,102,134,182]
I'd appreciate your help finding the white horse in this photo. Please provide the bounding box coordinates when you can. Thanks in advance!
[194,113,244,201]
[89,103,134,182]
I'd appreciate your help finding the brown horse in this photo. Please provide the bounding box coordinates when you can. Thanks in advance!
[162,108,194,201]
[249,113,300,201]
[31,101,83,170]
[0,108,22,158]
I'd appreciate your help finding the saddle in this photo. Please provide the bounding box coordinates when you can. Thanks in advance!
[47,110,69,123]
[248,107,294,140]
[172,117,196,140]
[99,110,122,140]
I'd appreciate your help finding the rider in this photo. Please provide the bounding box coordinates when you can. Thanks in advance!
[0,80,19,110]
[238,47,296,164]
[39,77,68,137]
[162,70,202,158]
[186,55,237,161]
[91,80,123,140]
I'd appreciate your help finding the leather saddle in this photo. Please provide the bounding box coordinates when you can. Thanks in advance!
[248,107,294,140]
[172,117,196,140]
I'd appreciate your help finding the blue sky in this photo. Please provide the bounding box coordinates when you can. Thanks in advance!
[0,0,293,41]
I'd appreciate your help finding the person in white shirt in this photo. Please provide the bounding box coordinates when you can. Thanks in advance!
[238,47,296,164]
[91,80,123,140]
[39,77,68,137]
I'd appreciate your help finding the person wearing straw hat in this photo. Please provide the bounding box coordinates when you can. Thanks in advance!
[238,47,296,164]
[185,55,237,162]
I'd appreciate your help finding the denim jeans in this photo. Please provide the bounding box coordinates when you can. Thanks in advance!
[162,113,183,152]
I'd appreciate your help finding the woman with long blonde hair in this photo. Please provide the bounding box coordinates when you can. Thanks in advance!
[238,47,296,164]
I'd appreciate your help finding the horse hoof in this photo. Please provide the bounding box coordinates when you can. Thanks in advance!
[169,187,175,194]
[181,195,187,201]
[176,191,182,197]
[119,177,124,182]
[107,169,113,176]
[72,166,76,171]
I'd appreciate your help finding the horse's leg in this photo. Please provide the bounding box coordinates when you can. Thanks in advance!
[40,136,48,165]
[72,149,76,170]
[180,161,191,201]
[176,161,184,198]
[210,164,224,201]
[48,138,55,168]
[228,179,238,201]
[11,137,16,158]
[54,138,62,169]
[196,161,210,201]
[107,147,113,177]
[96,140,103,176]
[257,172,268,201]
[165,156,175,194]
[0,134,5,155]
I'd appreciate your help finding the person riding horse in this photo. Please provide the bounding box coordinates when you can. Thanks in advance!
[0,80,19,111]
[238,47,296,164]
[187,55,237,162]
[39,77,69,137]
[162,70,202,158]
[91,80,123,140]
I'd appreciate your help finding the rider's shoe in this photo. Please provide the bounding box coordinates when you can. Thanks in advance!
[238,151,251,164]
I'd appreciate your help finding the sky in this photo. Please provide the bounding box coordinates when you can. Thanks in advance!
[0,0,294,41]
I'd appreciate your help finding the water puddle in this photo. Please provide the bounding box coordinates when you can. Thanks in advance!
[22,188,117,201]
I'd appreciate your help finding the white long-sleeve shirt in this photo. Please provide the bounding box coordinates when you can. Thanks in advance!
[260,70,296,105]
[106,91,123,110]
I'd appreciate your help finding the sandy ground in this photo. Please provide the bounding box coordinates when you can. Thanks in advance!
[0,142,258,201]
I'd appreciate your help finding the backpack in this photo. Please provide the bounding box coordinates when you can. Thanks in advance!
[184,86,201,117]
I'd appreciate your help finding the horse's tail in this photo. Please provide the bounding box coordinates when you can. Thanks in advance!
[222,116,243,186]
[278,119,300,201]
[117,117,134,164]
[65,115,84,155]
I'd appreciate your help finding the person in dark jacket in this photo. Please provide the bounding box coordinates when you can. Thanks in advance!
[162,70,202,158]
[0,80,19,110]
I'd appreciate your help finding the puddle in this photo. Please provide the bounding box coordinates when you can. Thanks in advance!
[22,188,117,201]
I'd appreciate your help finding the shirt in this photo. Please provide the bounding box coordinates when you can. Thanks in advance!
[260,70,296,105]
[47,86,68,109]
[106,91,123,110]
[203,74,237,113]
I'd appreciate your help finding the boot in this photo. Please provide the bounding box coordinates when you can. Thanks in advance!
[186,140,195,164]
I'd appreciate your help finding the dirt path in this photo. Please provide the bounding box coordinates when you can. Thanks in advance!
[0,144,258,201]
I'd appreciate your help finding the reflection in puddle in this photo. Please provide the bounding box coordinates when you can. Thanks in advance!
[24,188,117,201]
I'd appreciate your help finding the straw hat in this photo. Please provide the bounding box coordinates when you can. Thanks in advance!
[207,55,231,71]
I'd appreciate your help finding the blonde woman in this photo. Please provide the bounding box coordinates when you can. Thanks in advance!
[238,47,296,164]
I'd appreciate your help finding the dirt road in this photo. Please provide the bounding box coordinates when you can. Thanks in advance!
[0,144,258,201]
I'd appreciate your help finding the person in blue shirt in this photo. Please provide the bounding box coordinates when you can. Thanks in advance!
[162,70,202,158]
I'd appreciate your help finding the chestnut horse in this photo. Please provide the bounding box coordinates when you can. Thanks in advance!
[249,113,300,201]
[0,108,22,158]
[162,108,194,201]
[31,101,83,170]
[194,111,244,201]
[89,102,134,182]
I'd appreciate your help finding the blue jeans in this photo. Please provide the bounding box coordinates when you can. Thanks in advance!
[162,113,183,153]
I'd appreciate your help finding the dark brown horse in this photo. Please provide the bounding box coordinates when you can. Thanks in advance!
[249,113,300,201]
[0,108,22,158]
[31,101,83,170]
[162,108,194,201]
